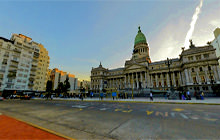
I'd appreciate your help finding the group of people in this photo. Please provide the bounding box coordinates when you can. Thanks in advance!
[178,90,205,100]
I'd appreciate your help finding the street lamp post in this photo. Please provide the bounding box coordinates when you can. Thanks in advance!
[165,57,176,99]
[207,63,214,93]
[131,80,134,99]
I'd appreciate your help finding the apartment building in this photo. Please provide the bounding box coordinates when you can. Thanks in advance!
[0,34,49,92]
[49,68,78,93]
[211,28,220,66]
[33,44,50,91]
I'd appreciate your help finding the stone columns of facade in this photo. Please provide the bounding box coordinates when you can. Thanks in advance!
[128,74,130,88]
[161,73,164,87]
[100,79,102,90]
[147,72,150,88]
[204,67,209,83]
[117,78,118,89]
[145,72,147,88]
[136,72,139,89]
[184,69,189,84]
[179,72,182,86]
[216,66,220,81]
[140,72,143,89]
[188,69,193,84]
[155,74,158,87]
[166,73,170,87]
[124,74,127,89]
[195,68,201,84]
[132,73,135,89]
[212,65,218,81]
[173,72,176,87]
[150,74,153,88]
[113,78,115,88]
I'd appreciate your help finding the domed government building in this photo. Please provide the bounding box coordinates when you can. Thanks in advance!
[90,26,220,96]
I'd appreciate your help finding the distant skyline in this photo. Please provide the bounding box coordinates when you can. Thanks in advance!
[0,0,219,81]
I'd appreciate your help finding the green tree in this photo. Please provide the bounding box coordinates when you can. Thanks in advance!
[63,77,70,97]
[56,82,64,97]
[46,80,53,99]
[46,80,53,93]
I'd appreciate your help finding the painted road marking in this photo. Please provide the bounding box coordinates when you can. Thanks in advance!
[100,108,108,111]
[115,109,132,113]
[180,113,189,119]
[171,112,176,117]
[172,108,184,112]
[204,118,218,121]
[71,105,87,108]
[115,109,122,112]
[191,116,199,120]
[155,111,164,117]
[146,111,154,115]
[122,110,132,113]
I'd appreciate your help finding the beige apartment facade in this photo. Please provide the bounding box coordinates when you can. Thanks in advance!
[0,34,49,93]
[33,44,50,91]
[91,27,220,95]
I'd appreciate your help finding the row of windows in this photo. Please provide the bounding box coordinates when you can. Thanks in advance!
[188,53,210,61]
[191,66,211,72]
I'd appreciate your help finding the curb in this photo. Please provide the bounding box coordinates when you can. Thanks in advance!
[32,98,220,105]
[8,115,75,140]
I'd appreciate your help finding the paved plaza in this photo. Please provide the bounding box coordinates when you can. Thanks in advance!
[0,99,220,139]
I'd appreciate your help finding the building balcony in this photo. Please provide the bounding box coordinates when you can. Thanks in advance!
[29,77,34,81]
[9,64,18,68]
[0,69,5,73]
[7,72,16,78]
[33,52,40,58]
[30,72,36,76]
[6,79,14,84]
[8,69,17,72]
[32,63,38,67]
[3,54,9,57]
[31,68,37,71]
[11,59,19,63]
[28,82,34,86]
[13,48,21,53]
[12,53,20,57]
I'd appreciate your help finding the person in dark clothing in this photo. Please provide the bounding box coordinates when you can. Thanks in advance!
[179,92,181,100]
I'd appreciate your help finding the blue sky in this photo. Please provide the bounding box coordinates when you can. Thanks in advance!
[0,0,220,80]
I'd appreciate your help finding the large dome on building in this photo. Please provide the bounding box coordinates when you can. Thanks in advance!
[134,26,147,46]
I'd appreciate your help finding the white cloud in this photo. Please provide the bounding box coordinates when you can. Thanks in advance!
[149,17,187,62]
[209,19,220,27]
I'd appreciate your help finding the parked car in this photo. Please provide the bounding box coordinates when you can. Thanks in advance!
[0,97,4,101]
[20,95,31,100]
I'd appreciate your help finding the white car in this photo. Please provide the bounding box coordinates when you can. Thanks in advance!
[0,97,4,101]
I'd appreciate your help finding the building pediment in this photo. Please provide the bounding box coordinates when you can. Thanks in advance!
[125,63,146,71]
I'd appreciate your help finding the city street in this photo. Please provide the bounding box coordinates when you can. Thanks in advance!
[0,100,220,139]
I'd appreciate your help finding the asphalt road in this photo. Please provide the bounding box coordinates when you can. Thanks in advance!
[0,100,219,139]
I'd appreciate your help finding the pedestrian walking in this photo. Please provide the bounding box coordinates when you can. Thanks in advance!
[50,94,53,100]
[179,91,181,100]
[201,91,205,100]
[81,93,84,101]
[182,94,185,100]
[150,92,153,101]
[186,90,191,100]
[90,92,93,98]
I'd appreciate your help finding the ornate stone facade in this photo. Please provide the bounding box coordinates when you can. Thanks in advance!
[91,27,220,94]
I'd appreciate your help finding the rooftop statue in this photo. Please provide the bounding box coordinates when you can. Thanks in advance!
[189,39,195,48]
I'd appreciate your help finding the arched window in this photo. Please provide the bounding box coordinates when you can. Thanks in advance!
[199,67,203,72]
